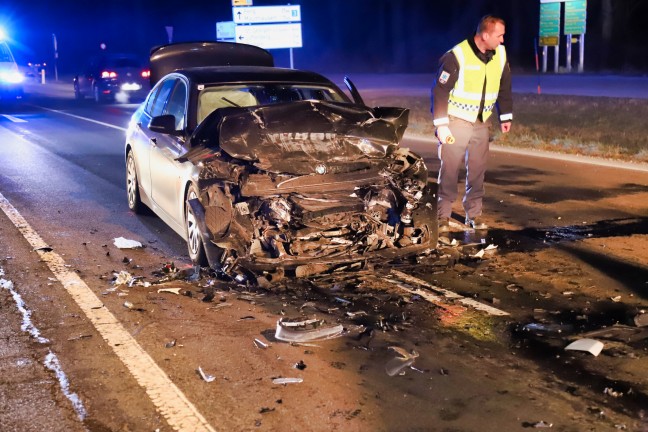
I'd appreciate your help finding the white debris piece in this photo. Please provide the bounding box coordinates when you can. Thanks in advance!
[113,271,135,286]
[275,317,344,343]
[113,237,143,249]
[565,338,604,356]
[197,366,215,383]
[272,377,303,385]
[158,288,182,295]
[385,346,419,377]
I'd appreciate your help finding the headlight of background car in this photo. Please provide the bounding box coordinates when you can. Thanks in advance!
[0,71,24,84]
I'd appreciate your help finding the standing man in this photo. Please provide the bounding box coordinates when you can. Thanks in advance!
[432,15,513,231]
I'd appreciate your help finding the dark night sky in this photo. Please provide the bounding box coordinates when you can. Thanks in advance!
[1,0,647,76]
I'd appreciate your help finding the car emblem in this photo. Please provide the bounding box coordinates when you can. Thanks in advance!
[315,163,327,175]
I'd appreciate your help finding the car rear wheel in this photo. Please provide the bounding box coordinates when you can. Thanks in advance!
[126,152,143,213]
[186,185,208,266]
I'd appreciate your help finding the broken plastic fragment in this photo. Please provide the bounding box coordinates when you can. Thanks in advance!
[530,420,553,428]
[113,237,143,249]
[113,270,135,286]
[197,366,215,383]
[385,346,419,377]
[254,338,268,349]
[272,377,303,385]
[634,313,648,327]
[275,318,344,343]
[565,338,604,356]
[157,288,181,295]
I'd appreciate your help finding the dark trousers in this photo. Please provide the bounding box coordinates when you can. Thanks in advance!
[437,117,490,220]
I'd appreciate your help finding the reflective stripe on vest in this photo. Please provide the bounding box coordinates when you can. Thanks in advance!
[448,40,506,122]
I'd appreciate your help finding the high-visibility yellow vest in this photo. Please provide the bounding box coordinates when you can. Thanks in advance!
[448,40,506,122]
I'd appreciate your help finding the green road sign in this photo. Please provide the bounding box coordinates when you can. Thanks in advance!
[539,2,561,37]
[564,0,587,34]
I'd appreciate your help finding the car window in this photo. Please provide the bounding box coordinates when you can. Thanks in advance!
[198,86,258,125]
[164,81,187,130]
[148,78,176,118]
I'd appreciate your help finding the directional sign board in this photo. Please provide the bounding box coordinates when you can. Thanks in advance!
[539,2,560,46]
[235,23,302,49]
[564,0,587,34]
[233,5,301,24]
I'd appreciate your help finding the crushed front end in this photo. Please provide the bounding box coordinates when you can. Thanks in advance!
[186,100,438,280]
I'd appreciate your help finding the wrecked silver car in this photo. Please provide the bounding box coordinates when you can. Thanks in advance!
[125,42,437,281]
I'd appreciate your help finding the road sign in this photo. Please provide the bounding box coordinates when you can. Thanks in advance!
[235,23,302,49]
[233,5,301,24]
[217,21,236,41]
[564,0,587,34]
[539,2,560,39]
[232,0,252,6]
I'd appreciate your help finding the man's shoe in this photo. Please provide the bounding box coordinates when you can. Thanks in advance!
[466,217,488,230]
[439,217,450,232]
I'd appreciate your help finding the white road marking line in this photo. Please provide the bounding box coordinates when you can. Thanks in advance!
[2,114,28,123]
[389,269,509,316]
[35,106,127,131]
[0,192,216,432]
[1,274,88,421]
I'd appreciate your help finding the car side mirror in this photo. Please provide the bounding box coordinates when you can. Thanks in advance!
[149,114,178,135]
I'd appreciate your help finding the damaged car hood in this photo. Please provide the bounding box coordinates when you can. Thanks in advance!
[189,100,409,175]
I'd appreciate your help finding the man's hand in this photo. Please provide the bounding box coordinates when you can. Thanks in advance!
[436,126,455,144]
[501,122,511,133]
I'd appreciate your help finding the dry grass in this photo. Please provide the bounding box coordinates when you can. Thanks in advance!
[365,93,648,163]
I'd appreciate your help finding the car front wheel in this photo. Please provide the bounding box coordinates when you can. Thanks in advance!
[126,152,143,213]
[186,185,208,266]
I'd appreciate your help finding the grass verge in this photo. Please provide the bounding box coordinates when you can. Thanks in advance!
[365,93,648,163]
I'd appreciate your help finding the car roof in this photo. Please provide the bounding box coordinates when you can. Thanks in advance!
[171,66,337,87]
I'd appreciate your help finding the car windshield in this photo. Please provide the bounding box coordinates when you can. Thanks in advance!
[197,83,347,125]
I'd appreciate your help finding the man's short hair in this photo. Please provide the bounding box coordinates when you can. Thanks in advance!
[477,15,505,34]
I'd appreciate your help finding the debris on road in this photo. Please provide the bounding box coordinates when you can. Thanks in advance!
[254,338,269,349]
[157,288,182,295]
[274,317,344,343]
[385,346,419,377]
[113,237,143,249]
[634,312,648,327]
[197,366,216,383]
[272,377,303,385]
[564,338,604,356]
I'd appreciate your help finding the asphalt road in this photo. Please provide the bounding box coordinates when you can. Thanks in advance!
[1,81,648,431]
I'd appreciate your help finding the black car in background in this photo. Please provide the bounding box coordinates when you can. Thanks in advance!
[73,53,150,103]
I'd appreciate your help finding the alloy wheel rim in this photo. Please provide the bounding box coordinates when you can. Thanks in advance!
[187,190,200,256]
[127,156,136,207]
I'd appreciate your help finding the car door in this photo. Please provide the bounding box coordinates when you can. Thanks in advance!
[130,78,176,205]
[149,78,189,229]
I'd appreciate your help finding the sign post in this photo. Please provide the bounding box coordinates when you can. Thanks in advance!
[538,0,587,73]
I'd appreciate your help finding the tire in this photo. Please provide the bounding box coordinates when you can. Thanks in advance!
[74,83,84,100]
[126,151,143,214]
[185,185,208,266]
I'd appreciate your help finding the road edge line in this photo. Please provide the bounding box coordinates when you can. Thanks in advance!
[0,192,216,432]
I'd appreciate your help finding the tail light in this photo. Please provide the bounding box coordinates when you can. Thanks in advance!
[101,70,117,79]
[141,69,151,79]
